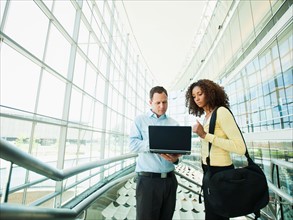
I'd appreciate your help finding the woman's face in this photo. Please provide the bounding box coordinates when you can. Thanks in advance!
[192,86,207,108]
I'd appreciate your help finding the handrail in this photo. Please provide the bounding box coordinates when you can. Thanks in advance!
[1,137,292,219]
[269,157,293,220]
[0,203,76,220]
[0,138,138,219]
[271,158,292,169]
[0,138,137,181]
[267,181,293,205]
[183,155,293,220]
[72,172,135,213]
[270,158,293,204]
[0,173,135,220]
[174,170,202,188]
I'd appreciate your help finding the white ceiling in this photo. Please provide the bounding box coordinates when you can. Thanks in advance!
[116,1,208,90]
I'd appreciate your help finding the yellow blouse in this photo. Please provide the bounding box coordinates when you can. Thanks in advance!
[201,107,246,166]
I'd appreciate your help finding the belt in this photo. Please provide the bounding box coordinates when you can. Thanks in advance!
[137,171,173,178]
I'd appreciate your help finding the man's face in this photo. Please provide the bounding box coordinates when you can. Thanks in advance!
[150,92,168,117]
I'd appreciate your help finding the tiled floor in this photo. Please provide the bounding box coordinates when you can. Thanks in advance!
[86,163,248,220]
[98,164,205,220]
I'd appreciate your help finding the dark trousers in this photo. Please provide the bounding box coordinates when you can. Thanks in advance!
[135,172,178,220]
[202,164,234,220]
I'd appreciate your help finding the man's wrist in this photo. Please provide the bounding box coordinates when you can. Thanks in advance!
[173,159,179,165]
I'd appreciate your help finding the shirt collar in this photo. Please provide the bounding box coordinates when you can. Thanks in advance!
[147,109,167,119]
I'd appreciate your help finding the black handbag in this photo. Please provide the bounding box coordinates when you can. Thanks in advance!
[202,107,269,219]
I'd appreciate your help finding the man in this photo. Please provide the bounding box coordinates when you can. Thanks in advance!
[129,86,181,220]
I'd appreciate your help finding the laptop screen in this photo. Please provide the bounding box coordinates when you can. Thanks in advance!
[148,125,192,155]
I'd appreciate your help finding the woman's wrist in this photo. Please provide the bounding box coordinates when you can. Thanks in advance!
[201,132,207,139]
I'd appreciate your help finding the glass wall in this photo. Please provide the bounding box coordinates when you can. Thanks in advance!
[0,0,155,206]
[172,0,292,142]
[227,24,293,133]
[170,0,292,218]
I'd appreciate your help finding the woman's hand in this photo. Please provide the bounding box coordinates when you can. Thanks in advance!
[193,120,207,138]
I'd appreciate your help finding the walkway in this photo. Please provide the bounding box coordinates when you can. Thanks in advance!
[86,163,248,220]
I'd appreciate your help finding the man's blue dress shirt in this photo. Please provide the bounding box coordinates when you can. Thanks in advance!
[129,109,179,173]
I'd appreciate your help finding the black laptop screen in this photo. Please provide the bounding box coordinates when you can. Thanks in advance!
[148,125,192,154]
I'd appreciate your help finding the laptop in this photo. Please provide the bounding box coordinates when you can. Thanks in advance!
[148,125,192,155]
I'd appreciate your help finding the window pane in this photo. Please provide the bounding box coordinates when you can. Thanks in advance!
[37,71,66,118]
[33,123,61,164]
[69,88,82,122]
[45,25,71,77]
[4,1,48,58]
[1,44,40,112]
[238,1,255,51]
[0,118,32,153]
[53,0,76,37]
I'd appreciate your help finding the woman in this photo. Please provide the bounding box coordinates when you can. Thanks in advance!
[185,79,246,220]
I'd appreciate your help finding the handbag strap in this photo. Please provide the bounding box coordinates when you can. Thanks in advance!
[206,107,218,166]
[206,106,250,167]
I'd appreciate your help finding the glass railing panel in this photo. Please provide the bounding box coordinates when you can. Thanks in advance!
[272,161,293,197]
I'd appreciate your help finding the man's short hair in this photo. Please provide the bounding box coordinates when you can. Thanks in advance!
[150,86,168,100]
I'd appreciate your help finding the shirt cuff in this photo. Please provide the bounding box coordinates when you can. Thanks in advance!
[204,133,215,143]
[144,140,150,152]
[173,159,179,165]
[173,156,182,165]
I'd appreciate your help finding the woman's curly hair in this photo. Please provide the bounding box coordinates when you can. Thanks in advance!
[185,79,230,116]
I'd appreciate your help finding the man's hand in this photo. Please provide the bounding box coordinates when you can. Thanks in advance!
[160,153,181,163]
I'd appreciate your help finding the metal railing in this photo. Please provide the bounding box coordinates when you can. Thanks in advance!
[182,154,293,220]
[1,137,292,220]
[0,138,138,219]
[268,159,293,220]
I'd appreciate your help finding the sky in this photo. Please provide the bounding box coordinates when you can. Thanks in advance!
[118,1,207,89]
